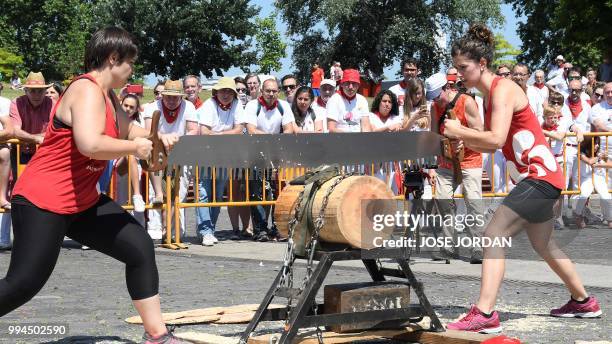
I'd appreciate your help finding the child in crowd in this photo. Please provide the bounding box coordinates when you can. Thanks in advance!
[574,136,611,228]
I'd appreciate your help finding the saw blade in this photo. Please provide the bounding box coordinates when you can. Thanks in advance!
[168,131,443,168]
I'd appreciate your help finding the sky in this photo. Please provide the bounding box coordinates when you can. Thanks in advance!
[146,2,523,86]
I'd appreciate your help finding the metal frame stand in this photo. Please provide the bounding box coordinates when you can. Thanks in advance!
[239,247,444,344]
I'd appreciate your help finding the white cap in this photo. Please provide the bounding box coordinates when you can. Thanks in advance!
[320,79,336,88]
[425,73,447,101]
[556,55,565,61]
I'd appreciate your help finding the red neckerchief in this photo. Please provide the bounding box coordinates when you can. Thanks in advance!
[258,96,277,111]
[214,96,232,111]
[374,111,389,123]
[586,99,593,106]
[162,101,182,124]
[340,88,356,101]
[534,82,546,89]
[316,97,326,107]
[399,80,407,89]
[568,99,583,119]
[542,122,558,131]
[192,97,203,109]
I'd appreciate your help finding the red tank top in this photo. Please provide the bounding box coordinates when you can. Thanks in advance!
[484,77,564,189]
[434,94,482,169]
[12,74,119,214]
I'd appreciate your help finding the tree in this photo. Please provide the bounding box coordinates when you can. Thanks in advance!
[254,14,287,75]
[93,0,260,79]
[505,0,612,71]
[0,49,24,81]
[493,34,522,69]
[2,0,94,80]
[275,0,504,82]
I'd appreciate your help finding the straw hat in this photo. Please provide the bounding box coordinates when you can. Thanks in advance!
[212,77,237,96]
[22,72,52,89]
[161,80,185,96]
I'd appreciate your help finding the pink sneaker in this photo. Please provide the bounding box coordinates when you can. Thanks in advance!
[550,296,602,318]
[447,305,503,334]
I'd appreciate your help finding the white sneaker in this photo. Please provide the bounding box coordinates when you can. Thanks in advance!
[148,228,163,240]
[202,233,216,246]
[132,194,146,212]
[211,234,219,243]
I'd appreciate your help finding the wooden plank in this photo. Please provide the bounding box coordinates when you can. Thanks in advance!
[175,331,239,344]
[392,329,497,344]
[248,328,413,344]
[248,327,498,344]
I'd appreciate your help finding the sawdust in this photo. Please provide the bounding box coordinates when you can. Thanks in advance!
[503,315,564,332]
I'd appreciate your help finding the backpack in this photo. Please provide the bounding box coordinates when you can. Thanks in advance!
[256,101,285,133]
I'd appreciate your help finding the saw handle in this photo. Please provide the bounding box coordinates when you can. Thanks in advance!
[441,109,465,162]
[139,110,168,172]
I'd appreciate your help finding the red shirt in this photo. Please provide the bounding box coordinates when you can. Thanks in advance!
[9,95,54,134]
[484,77,564,189]
[311,68,324,88]
[12,74,119,214]
[433,94,482,169]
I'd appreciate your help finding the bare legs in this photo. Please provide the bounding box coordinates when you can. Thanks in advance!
[476,204,589,313]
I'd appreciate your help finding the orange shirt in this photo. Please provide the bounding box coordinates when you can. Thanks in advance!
[311,68,324,88]
[433,94,482,169]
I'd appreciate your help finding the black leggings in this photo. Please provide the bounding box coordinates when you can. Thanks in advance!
[0,195,159,317]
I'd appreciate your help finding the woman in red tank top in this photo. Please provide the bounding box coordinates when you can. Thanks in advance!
[442,24,601,334]
[1,28,185,343]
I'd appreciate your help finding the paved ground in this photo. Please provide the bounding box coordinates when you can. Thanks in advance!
[0,207,610,344]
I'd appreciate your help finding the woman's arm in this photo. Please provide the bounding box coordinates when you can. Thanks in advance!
[443,82,515,153]
[70,80,149,160]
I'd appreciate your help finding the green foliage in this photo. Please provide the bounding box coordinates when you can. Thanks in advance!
[276,0,504,81]
[493,34,521,69]
[0,49,24,80]
[254,14,287,75]
[505,0,612,70]
[2,0,93,81]
[94,0,259,79]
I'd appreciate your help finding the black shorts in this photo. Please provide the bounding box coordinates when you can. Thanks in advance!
[502,178,561,223]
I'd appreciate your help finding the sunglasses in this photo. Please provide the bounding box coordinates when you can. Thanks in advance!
[282,84,297,91]
[236,88,247,93]
[550,101,563,106]
[497,72,510,77]
[594,92,604,99]
[153,91,161,96]
[568,76,581,81]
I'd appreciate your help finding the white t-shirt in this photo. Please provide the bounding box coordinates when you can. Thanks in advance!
[0,96,10,130]
[532,84,549,104]
[198,98,243,133]
[368,112,404,131]
[590,101,612,159]
[312,101,328,133]
[326,93,369,132]
[544,116,572,157]
[526,85,544,120]
[142,99,198,135]
[389,83,406,107]
[242,99,295,134]
[295,108,324,132]
[561,98,592,145]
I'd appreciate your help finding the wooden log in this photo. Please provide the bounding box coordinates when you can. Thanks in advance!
[274,175,396,248]
[323,282,411,333]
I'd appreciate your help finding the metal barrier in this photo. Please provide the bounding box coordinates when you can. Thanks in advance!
[1,133,610,248]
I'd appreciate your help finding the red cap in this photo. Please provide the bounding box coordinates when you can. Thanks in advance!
[446,74,458,82]
[340,69,361,84]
